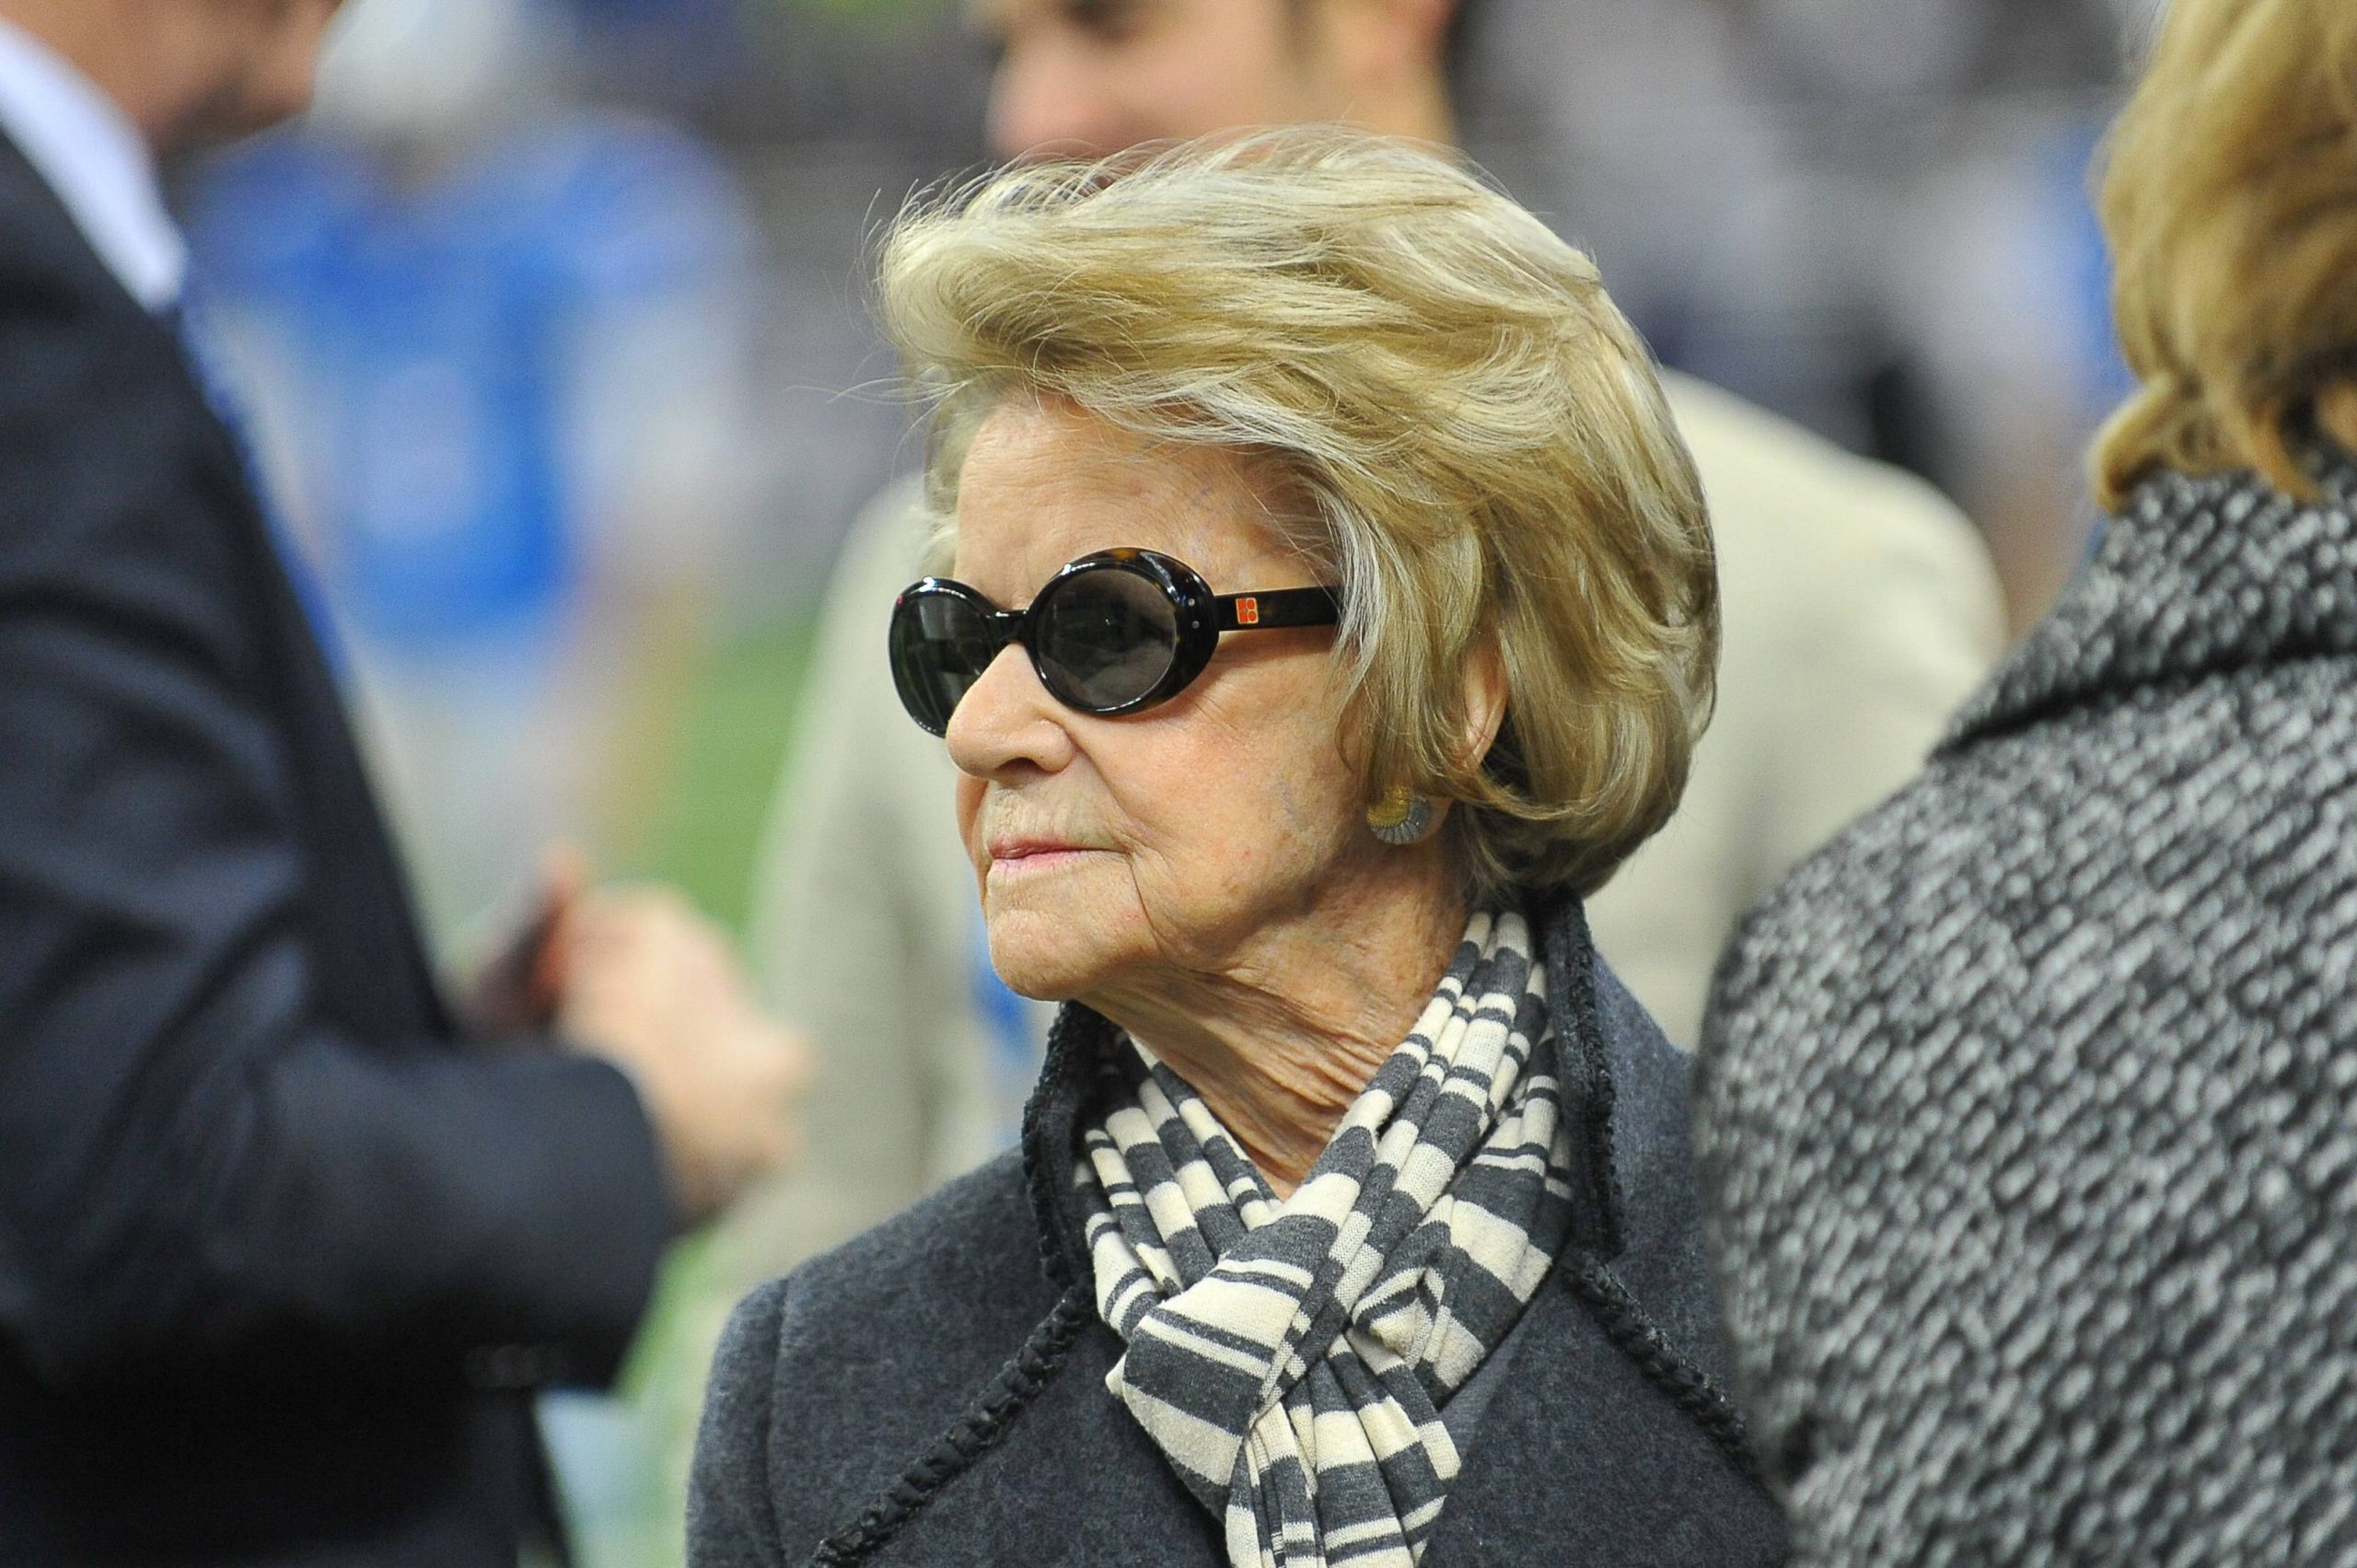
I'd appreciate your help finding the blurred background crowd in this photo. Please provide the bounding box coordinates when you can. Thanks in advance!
[172,0,2162,1557]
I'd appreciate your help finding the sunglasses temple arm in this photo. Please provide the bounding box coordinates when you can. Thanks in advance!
[1213,587,1341,631]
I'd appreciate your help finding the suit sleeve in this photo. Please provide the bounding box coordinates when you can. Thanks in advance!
[0,298,672,1390]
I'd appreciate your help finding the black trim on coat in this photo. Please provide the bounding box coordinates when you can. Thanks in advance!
[808,1286,1096,1568]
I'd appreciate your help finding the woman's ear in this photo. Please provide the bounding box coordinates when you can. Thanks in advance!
[1457,637,1510,772]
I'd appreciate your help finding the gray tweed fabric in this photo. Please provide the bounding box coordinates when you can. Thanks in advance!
[1696,448,2357,1565]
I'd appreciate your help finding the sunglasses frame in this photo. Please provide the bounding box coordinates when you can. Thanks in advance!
[889,547,1341,737]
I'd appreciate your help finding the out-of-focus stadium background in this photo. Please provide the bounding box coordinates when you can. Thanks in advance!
[177,0,2161,1557]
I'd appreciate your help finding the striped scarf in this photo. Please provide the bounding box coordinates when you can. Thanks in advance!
[1075,910,1574,1568]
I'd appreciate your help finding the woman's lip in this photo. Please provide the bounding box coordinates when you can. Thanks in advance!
[988,841,1088,862]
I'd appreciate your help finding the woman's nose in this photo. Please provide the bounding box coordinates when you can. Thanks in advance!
[944,642,1075,778]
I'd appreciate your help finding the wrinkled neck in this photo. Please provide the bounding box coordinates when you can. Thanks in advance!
[1086,882,1466,1197]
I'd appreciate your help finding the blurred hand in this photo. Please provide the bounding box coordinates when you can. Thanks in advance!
[455,845,590,1040]
[557,887,811,1225]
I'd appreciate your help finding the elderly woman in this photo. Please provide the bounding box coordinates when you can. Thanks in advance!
[1699,0,2357,1562]
[691,130,1782,1567]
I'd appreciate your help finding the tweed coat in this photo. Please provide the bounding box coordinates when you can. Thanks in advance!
[1697,450,2357,1564]
[691,899,1787,1566]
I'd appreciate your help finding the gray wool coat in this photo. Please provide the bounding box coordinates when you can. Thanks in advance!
[1698,448,2357,1564]
[691,898,1787,1566]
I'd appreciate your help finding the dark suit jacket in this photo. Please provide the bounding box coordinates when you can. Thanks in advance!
[0,133,675,1565]
[691,903,1788,1566]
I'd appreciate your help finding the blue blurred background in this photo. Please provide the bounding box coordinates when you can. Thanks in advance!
[175,0,2156,1557]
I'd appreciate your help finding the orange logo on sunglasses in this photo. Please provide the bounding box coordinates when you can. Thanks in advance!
[1236,597,1260,625]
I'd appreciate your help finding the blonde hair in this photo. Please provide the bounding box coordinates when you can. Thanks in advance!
[877,128,1714,903]
[2094,0,2357,508]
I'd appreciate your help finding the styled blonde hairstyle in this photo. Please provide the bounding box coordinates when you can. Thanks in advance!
[2094,0,2357,508]
[877,129,1714,903]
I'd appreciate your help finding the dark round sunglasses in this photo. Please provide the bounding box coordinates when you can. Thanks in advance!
[888,547,1342,736]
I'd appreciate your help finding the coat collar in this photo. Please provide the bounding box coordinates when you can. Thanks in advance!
[1947,446,2357,752]
[842,1265,1782,1567]
[1016,890,1627,1292]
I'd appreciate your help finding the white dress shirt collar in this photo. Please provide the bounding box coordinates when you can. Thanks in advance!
[0,17,187,311]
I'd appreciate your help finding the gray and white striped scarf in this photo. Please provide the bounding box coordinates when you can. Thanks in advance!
[1075,910,1574,1568]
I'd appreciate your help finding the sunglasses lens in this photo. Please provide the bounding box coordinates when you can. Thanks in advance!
[889,587,997,735]
[1035,565,1180,713]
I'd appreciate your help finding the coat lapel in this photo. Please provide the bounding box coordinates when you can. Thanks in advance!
[843,1272,1782,1567]
[861,1322,1224,1566]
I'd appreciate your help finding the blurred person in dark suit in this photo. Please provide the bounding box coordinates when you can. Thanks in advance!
[0,2,807,1564]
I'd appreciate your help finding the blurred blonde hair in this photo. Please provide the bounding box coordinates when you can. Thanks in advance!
[2095,0,2357,507]
[877,128,1715,902]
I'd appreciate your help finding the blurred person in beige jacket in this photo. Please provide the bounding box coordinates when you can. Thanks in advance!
[659,0,2006,1489]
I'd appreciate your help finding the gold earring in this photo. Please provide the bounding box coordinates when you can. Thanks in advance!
[1366,784,1437,846]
